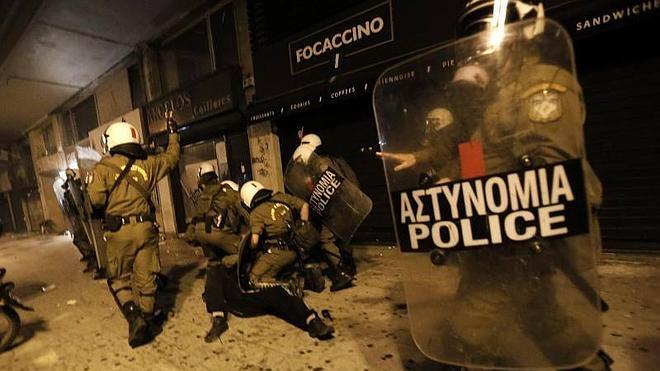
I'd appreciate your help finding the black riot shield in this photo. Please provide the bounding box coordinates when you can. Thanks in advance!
[285,150,372,242]
[64,176,107,271]
[74,147,108,272]
[372,19,601,369]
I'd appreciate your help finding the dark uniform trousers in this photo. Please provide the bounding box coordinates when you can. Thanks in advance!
[204,265,313,329]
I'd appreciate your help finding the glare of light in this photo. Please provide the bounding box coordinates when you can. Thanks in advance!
[488,0,509,49]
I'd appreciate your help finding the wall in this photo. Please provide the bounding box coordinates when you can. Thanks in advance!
[28,124,67,231]
[95,69,133,125]
[247,121,284,191]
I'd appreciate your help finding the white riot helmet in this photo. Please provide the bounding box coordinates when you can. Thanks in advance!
[425,108,455,133]
[300,133,321,149]
[452,64,490,89]
[240,180,270,209]
[292,143,315,164]
[198,163,216,177]
[102,121,140,154]
[221,180,239,192]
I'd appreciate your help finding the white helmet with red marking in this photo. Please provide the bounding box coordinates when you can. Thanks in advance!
[102,121,140,153]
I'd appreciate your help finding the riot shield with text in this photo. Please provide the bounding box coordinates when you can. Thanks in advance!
[285,151,372,242]
[372,19,601,369]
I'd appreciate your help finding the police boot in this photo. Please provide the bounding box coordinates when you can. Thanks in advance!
[155,273,169,290]
[330,270,354,292]
[204,314,229,343]
[306,312,334,340]
[144,310,166,338]
[122,301,152,348]
[304,264,325,293]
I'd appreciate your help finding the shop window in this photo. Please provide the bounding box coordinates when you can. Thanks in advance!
[159,21,213,93]
[71,96,99,142]
[42,123,57,155]
[210,4,239,69]
[61,112,76,147]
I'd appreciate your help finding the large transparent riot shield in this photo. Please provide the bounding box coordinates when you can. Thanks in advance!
[372,19,601,369]
[285,151,373,242]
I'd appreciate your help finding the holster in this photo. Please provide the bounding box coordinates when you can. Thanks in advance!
[103,216,123,232]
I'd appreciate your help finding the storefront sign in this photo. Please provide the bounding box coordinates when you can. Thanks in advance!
[145,69,240,135]
[571,0,660,33]
[247,78,372,123]
[289,1,393,75]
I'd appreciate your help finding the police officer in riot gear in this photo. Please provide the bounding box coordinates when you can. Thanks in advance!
[373,1,612,369]
[240,180,308,295]
[61,169,102,277]
[296,134,357,290]
[187,163,248,342]
[87,115,179,348]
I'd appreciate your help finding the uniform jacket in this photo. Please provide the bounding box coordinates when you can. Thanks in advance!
[87,134,180,216]
[194,180,248,233]
[249,192,305,239]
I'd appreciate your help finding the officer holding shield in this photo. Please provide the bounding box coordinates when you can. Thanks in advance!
[294,134,357,291]
[87,115,179,348]
[61,169,100,276]
[373,1,611,369]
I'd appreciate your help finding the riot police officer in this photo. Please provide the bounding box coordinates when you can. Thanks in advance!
[61,169,100,277]
[297,134,357,291]
[240,180,308,294]
[373,1,612,369]
[87,116,179,348]
[187,164,248,342]
[190,164,243,264]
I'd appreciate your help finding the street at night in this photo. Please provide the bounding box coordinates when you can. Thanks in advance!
[0,234,659,370]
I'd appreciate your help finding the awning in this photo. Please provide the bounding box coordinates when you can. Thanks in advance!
[246,67,380,123]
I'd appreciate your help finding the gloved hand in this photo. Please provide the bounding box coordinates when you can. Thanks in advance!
[166,110,177,134]
[213,215,224,229]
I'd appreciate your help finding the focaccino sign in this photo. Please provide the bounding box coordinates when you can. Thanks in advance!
[288,1,393,75]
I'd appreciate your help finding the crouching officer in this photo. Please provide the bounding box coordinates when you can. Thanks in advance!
[189,165,247,342]
[191,164,243,264]
[86,114,179,348]
[298,134,357,291]
[240,181,308,294]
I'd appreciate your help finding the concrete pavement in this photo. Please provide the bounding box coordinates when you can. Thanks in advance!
[0,234,658,370]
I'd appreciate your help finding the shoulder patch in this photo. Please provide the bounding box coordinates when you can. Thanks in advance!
[527,89,562,123]
[270,202,290,221]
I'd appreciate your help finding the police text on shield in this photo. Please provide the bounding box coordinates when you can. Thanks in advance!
[395,160,589,251]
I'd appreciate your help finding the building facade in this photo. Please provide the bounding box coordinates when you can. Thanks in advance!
[19,0,660,249]
[244,0,660,247]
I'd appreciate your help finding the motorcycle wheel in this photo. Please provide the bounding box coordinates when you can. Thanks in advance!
[0,306,20,352]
